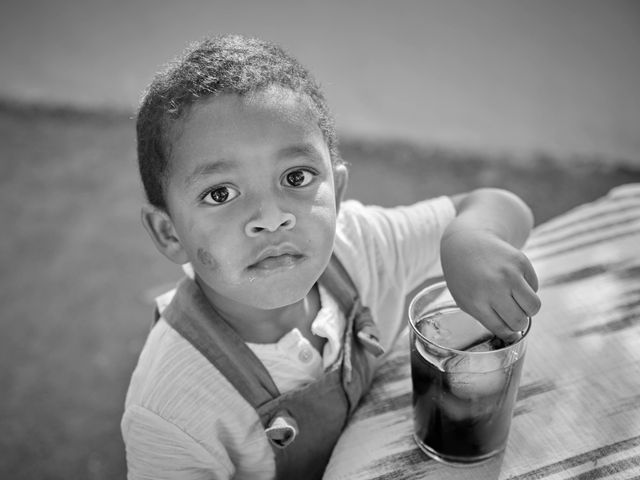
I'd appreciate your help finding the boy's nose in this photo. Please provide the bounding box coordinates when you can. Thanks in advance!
[245,206,296,236]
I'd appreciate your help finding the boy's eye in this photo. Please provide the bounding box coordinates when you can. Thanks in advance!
[284,169,315,188]
[202,185,240,205]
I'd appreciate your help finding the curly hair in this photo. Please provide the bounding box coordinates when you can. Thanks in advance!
[136,34,342,210]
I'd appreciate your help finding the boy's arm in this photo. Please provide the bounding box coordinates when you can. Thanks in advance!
[442,188,541,340]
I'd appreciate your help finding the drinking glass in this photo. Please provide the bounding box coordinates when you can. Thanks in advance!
[408,281,530,465]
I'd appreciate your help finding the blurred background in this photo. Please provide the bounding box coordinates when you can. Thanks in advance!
[1,1,638,478]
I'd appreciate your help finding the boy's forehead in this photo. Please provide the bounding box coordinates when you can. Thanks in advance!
[167,87,324,150]
[165,86,330,174]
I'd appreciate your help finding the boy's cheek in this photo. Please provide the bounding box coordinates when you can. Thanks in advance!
[197,247,216,267]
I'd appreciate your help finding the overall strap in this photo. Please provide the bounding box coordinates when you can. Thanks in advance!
[259,255,384,479]
[161,277,280,407]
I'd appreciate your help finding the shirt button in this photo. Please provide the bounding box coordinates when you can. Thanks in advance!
[298,348,313,363]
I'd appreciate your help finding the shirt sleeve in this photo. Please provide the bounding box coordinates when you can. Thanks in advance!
[334,196,456,351]
[122,405,234,480]
[372,196,455,290]
[338,196,456,293]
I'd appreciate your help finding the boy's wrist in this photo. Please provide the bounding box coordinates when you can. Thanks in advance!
[448,188,533,248]
[441,218,508,248]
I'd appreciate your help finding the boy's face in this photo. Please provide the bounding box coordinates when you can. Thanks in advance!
[152,87,346,312]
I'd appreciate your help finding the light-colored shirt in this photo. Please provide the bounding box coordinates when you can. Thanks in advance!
[121,197,456,480]
[246,282,345,393]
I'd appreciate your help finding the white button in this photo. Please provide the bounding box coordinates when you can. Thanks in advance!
[298,348,313,363]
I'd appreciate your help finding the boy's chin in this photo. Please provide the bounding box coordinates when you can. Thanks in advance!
[249,283,313,310]
[197,256,329,310]
[243,263,324,309]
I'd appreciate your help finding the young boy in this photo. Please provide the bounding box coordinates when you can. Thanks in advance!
[122,34,541,479]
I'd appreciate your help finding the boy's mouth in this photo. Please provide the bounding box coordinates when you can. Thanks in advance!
[249,253,303,271]
[248,245,303,271]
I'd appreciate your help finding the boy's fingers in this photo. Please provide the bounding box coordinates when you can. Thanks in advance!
[474,306,516,341]
[512,280,542,317]
[522,260,539,292]
[494,299,529,332]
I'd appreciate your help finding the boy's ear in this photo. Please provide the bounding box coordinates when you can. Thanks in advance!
[140,205,189,265]
[333,164,349,212]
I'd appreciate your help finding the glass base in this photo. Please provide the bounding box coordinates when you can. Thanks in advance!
[413,434,504,467]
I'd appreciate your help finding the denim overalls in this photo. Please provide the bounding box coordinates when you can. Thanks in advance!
[157,255,384,479]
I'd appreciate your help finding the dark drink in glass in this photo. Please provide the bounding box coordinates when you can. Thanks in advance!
[408,283,529,465]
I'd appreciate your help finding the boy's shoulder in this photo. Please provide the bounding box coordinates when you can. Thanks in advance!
[336,196,455,248]
[335,199,375,242]
[124,310,255,428]
[334,196,456,290]
[122,309,274,475]
[335,196,454,250]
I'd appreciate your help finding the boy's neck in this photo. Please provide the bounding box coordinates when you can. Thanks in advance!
[198,279,323,348]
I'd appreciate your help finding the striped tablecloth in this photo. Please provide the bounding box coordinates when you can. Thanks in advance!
[324,183,640,480]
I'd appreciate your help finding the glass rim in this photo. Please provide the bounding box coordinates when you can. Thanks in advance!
[408,281,531,355]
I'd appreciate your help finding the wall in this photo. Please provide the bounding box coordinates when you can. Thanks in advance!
[1,0,638,164]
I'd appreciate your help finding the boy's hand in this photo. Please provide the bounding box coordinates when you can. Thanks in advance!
[442,189,542,341]
[441,228,541,341]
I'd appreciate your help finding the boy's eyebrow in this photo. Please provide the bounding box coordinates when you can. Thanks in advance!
[184,160,233,186]
[277,143,323,162]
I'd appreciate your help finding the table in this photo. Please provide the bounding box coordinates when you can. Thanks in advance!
[324,183,640,480]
